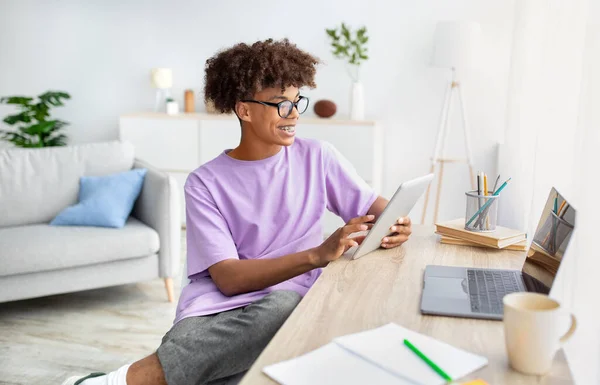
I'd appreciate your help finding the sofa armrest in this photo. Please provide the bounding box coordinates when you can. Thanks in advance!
[132,159,181,278]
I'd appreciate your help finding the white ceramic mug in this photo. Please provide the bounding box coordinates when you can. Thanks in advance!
[503,292,577,375]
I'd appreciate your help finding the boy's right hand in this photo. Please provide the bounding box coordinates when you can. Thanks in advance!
[311,214,374,268]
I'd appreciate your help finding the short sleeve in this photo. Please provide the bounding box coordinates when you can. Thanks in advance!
[322,141,378,223]
[185,184,238,277]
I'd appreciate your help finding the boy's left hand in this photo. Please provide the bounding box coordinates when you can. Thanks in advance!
[381,217,412,248]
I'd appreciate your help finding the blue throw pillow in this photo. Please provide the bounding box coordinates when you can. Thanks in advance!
[51,168,147,228]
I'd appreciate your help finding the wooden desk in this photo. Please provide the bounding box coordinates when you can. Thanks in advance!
[240,225,573,385]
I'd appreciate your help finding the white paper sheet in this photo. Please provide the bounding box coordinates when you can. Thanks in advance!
[263,323,488,385]
[335,323,488,385]
[264,342,415,385]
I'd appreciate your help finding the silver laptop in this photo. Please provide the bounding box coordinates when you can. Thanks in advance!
[420,187,576,320]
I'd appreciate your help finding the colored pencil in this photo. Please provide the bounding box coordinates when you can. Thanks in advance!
[403,339,452,382]
[557,201,567,217]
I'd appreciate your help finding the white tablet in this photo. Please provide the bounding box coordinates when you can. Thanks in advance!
[351,173,434,260]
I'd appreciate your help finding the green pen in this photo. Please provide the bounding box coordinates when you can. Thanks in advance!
[404,339,453,383]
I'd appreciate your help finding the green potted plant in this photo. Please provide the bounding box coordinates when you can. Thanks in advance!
[326,23,369,119]
[0,91,71,148]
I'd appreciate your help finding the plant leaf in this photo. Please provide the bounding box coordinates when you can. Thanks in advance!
[341,23,351,40]
[38,91,71,106]
[44,133,67,147]
[54,119,69,129]
[33,103,50,121]
[3,112,32,125]
[1,131,35,147]
[22,121,56,135]
[0,96,33,105]
[39,91,71,100]
[39,120,58,133]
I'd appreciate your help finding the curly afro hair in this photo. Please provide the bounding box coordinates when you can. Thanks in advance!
[204,39,320,114]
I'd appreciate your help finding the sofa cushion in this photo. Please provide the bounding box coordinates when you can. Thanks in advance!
[0,217,160,277]
[51,168,148,228]
[0,141,135,228]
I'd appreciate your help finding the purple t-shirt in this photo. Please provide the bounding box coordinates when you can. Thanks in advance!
[175,137,377,323]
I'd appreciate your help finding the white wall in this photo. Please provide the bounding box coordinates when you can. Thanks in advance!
[0,0,515,221]
[497,1,600,382]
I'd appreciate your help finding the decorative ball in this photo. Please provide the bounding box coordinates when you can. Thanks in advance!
[314,100,337,118]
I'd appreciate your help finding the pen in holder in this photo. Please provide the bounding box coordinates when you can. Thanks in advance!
[465,191,499,232]
[532,211,574,256]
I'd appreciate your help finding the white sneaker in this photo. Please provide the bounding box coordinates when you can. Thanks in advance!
[61,372,105,385]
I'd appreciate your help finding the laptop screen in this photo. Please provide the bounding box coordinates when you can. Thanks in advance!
[521,187,576,293]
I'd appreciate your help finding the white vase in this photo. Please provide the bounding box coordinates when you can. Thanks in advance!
[350,82,365,120]
[166,101,179,115]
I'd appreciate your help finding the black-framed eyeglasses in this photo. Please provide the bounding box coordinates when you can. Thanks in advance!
[241,96,309,118]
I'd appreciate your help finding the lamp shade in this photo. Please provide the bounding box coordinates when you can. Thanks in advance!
[431,21,481,70]
[151,68,173,89]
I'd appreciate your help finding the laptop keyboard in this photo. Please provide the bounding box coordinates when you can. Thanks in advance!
[467,270,521,314]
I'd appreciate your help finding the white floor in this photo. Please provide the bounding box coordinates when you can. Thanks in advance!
[0,232,186,385]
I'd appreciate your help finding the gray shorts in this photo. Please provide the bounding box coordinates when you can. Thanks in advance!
[156,290,302,385]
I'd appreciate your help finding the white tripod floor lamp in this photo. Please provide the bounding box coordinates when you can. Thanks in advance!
[421,22,481,225]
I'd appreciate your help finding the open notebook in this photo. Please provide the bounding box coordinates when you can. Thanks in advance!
[264,323,488,385]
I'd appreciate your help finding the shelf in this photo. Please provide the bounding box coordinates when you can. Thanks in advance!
[120,112,377,126]
[430,157,469,163]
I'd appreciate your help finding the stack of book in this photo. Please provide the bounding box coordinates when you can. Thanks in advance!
[436,218,527,251]
[526,243,560,274]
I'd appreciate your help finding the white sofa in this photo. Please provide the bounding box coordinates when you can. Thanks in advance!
[0,141,181,303]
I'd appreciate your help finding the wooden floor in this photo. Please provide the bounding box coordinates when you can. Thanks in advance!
[0,232,186,385]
